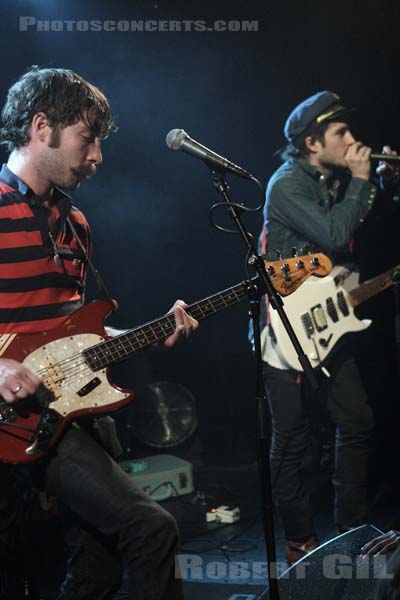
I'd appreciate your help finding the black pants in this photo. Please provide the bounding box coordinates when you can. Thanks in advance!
[263,347,374,541]
[0,427,183,600]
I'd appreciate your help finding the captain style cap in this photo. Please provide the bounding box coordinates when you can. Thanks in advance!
[284,91,352,143]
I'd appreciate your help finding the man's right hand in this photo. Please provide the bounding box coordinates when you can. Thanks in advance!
[360,530,400,557]
[0,358,41,403]
[345,142,371,181]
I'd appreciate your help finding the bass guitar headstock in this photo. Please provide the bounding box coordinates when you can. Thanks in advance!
[264,253,332,296]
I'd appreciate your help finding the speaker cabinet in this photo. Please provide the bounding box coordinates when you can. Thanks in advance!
[260,524,388,600]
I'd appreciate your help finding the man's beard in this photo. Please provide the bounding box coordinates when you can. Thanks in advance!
[70,164,96,181]
[52,164,95,190]
[320,158,348,175]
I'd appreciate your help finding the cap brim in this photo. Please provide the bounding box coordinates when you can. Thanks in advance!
[316,104,355,125]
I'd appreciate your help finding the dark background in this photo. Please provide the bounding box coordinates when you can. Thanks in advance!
[1,0,399,474]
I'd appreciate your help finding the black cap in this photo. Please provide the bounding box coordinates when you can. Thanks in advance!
[284,91,351,143]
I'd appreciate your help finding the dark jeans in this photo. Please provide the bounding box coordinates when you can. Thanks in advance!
[263,347,374,541]
[48,426,183,600]
[0,427,183,600]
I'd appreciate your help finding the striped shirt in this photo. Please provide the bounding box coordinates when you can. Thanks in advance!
[0,164,90,333]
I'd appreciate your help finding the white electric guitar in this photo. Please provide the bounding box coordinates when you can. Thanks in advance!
[262,263,400,371]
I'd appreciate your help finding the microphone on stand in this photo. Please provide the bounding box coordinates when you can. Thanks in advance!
[166,128,254,180]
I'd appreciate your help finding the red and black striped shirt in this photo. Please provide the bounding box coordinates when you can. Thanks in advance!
[0,164,90,333]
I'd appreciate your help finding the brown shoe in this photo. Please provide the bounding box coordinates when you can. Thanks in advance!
[286,535,320,565]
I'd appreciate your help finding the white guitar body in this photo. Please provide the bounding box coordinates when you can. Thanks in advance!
[262,266,372,371]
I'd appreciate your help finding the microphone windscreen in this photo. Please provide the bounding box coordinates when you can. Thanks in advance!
[166,129,188,150]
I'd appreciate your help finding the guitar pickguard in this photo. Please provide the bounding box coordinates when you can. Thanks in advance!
[23,334,129,418]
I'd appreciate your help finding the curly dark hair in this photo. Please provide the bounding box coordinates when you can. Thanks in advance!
[0,66,116,152]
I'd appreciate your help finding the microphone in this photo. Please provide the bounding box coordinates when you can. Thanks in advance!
[166,129,253,180]
[370,153,400,163]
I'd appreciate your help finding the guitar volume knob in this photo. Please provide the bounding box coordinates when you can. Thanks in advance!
[310,257,320,266]
[267,265,275,275]
[44,411,58,423]
[280,263,290,272]
[296,260,304,269]
[1,406,17,422]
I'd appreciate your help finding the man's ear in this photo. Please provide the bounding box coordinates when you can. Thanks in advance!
[30,112,51,142]
[304,135,319,154]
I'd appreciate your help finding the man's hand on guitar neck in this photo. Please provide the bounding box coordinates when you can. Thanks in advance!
[105,300,199,347]
[163,300,199,347]
[0,300,197,405]
[0,358,41,404]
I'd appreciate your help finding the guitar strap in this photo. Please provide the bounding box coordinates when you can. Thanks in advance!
[66,216,122,458]
[67,216,116,309]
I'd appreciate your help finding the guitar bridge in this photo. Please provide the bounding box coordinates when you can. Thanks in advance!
[42,356,65,400]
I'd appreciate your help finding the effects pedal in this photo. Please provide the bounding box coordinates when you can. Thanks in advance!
[206,505,240,524]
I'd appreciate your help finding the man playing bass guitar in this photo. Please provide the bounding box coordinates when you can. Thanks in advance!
[0,66,198,599]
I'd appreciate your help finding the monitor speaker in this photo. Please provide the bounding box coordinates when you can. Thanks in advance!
[259,524,389,600]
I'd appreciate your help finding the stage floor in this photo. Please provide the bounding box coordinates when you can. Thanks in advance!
[27,459,400,598]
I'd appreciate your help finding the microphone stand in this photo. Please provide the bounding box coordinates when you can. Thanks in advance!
[392,269,400,371]
[209,168,318,600]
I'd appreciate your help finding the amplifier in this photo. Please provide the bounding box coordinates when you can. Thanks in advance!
[120,454,194,502]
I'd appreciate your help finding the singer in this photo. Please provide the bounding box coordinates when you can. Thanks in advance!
[256,91,397,564]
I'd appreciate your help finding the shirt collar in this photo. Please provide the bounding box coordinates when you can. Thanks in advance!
[0,163,31,195]
[0,163,72,211]
[295,158,343,189]
[295,158,322,181]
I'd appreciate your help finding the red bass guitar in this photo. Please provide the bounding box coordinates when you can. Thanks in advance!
[0,253,331,464]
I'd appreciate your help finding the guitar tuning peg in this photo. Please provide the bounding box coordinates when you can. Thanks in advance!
[275,249,282,260]
[291,247,297,257]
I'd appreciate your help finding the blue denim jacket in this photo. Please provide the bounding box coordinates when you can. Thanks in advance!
[263,157,377,262]
[251,157,378,343]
